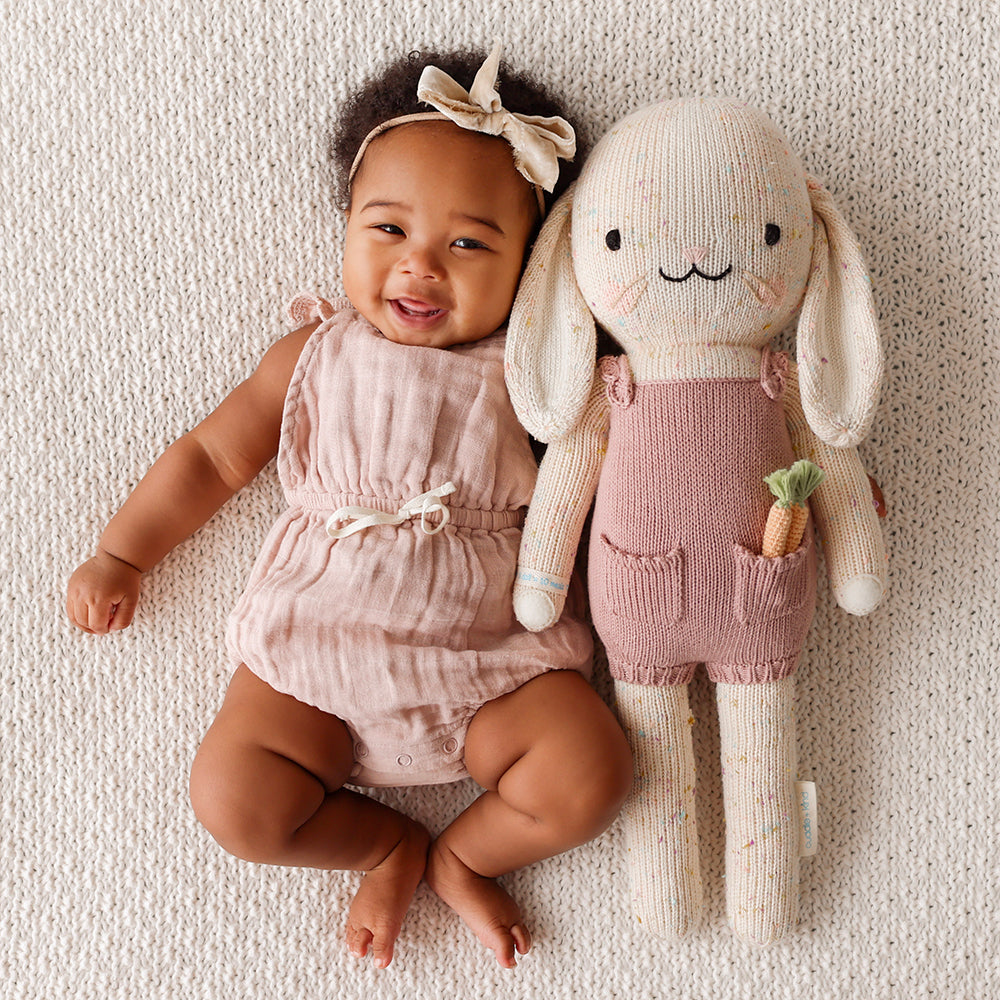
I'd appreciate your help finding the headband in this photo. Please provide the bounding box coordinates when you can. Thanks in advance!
[347,42,576,210]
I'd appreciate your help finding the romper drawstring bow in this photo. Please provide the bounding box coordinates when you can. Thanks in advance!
[325,482,457,539]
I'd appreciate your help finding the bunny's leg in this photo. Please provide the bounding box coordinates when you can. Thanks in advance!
[716,675,798,945]
[614,679,703,939]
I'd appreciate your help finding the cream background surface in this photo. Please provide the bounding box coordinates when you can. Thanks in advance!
[2,2,997,997]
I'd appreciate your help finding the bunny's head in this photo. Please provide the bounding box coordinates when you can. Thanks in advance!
[507,97,882,448]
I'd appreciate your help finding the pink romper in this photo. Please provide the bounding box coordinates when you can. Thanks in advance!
[589,350,817,687]
[226,297,592,787]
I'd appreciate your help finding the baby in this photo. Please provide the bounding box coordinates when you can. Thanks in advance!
[66,46,632,969]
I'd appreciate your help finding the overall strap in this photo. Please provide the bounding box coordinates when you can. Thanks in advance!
[599,354,635,408]
[760,345,790,401]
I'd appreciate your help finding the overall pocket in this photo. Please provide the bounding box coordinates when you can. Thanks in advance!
[599,534,685,626]
[733,534,812,625]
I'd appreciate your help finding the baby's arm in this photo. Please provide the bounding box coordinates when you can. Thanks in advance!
[67,322,319,634]
[783,364,887,615]
[514,376,609,631]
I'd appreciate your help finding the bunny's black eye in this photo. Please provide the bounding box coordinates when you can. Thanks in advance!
[764,223,781,246]
[605,229,621,251]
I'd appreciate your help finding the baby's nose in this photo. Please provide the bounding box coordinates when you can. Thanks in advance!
[401,246,444,279]
[681,246,708,264]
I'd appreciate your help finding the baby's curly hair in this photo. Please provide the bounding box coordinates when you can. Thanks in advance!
[330,48,581,212]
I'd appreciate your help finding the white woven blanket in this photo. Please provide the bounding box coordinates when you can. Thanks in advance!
[3,2,997,997]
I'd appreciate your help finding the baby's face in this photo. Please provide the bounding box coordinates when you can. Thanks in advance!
[342,122,538,348]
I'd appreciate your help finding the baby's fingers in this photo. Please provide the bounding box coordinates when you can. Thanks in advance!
[67,555,141,634]
[107,593,138,632]
[67,592,127,635]
[66,600,99,634]
[84,596,117,635]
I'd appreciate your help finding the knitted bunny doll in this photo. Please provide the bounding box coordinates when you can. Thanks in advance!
[505,97,886,945]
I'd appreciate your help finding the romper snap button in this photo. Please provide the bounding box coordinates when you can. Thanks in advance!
[355,742,369,758]
[442,738,459,754]
[396,754,412,767]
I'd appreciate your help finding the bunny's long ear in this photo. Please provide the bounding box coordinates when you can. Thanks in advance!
[796,177,884,448]
[505,185,596,442]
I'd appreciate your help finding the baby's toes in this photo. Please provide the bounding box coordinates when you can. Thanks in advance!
[345,923,373,960]
[347,917,400,969]
[370,931,396,970]
[491,932,517,969]
[512,923,531,956]
[479,920,530,969]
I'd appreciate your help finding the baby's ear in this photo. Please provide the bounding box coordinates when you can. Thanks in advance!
[506,185,596,442]
[796,177,884,447]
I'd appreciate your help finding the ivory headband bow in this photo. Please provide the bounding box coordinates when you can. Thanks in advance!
[347,42,576,205]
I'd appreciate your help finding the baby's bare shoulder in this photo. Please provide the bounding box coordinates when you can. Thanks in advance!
[186,321,322,487]
[254,321,322,396]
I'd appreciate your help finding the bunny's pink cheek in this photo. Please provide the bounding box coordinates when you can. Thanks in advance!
[601,282,627,311]
[742,272,788,309]
[601,278,648,314]
[764,278,788,308]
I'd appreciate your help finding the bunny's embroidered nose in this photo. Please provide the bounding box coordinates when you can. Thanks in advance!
[681,247,708,264]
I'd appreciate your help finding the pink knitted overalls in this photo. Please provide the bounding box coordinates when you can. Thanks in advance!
[226,297,593,786]
[589,350,817,687]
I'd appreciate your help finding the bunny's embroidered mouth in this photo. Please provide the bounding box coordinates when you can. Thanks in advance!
[659,264,733,283]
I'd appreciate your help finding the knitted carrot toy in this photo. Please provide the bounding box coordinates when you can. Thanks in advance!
[506,98,888,945]
[763,461,826,558]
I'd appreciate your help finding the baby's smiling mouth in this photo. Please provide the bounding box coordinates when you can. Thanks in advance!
[392,298,446,318]
[659,264,733,283]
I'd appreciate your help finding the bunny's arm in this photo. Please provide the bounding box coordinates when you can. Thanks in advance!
[514,376,610,631]
[783,363,887,615]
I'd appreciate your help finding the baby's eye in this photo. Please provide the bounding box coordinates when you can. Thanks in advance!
[373,223,405,236]
[764,223,781,246]
[605,229,622,251]
[453,237,489,250]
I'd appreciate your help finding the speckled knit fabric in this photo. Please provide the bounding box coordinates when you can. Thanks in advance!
[507,94,887,947]
[716,677,799,944]
[614,681,704,938]
[4,2,999,998]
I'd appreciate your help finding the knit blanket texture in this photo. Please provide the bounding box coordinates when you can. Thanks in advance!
[2,2,997,997]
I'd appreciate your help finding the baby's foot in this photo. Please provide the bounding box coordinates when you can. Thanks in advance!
[345,819,430,969]
[425,841,531,969]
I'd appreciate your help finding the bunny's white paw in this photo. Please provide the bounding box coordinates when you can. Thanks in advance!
[513,588,558,632]
[836,575,885,616]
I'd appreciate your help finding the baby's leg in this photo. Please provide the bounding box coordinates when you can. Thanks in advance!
[189,666,429,968]
[426,670,633,968]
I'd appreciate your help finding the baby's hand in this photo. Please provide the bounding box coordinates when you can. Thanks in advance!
[66,551,142,634]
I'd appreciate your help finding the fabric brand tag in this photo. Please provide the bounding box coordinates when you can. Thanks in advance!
[797,781,818,857]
